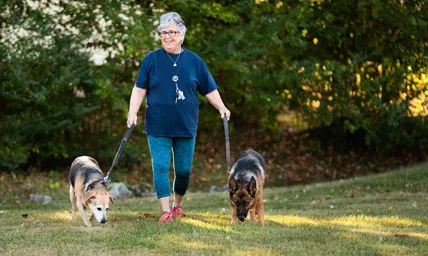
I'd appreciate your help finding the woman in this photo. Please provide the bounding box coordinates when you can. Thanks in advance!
[127,12,231,223]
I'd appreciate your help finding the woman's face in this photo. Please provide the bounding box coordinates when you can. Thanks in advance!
[159,24,184,54]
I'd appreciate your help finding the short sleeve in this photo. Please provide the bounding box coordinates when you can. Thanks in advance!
[197,57,218,96]
[135,55,151,89]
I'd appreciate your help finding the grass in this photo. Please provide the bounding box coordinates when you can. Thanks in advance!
[1,163,428,256]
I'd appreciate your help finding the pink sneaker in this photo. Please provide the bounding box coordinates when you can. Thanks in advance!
[158,212,173,223]
[171,205,185,217]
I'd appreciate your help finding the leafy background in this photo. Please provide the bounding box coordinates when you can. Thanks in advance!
[1,0,427,190]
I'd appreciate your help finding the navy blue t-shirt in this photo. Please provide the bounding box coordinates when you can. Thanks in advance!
[135,48,218,137]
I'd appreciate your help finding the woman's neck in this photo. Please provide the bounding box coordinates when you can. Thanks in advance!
[164,47,182,54]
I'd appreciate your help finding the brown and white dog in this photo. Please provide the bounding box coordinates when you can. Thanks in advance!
[228,149,266,227]
[69,156,113,227]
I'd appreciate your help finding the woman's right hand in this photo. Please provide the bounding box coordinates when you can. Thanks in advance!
[127,112,138,128]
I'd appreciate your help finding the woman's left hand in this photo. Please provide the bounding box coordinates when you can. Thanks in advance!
[219,108,231,121]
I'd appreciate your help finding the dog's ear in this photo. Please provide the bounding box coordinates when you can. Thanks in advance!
[88,180,98,191]
[248,176,257,198]
[84,191,96,206]
[228,177,237,195]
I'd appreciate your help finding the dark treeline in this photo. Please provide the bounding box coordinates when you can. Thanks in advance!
[1,0,427,172]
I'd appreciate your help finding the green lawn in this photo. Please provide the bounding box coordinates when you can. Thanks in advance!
[1,163,428,256]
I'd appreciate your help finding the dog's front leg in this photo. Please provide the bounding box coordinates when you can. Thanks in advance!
[70,186,77,221]
[250,209,256,221]
[231,208,238,224]
[76,200,92,227]
[256,198,264,227]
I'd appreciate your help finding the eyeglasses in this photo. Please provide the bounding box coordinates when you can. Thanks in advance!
[158,31,180,38]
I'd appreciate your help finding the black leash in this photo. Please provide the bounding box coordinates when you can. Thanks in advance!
[104,122,136,185]
[223,115,231,173]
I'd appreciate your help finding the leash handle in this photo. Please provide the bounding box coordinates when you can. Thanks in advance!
[104,122,136,184]
[223,115,231,173]
[123,122,135,142]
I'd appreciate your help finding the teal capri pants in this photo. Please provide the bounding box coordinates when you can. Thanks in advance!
[147,135,195,198]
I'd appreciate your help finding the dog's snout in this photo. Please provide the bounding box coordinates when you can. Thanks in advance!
[238,216,246,222]
[101,218,107,224]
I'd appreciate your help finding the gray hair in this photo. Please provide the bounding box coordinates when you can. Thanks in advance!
[158,12,186,42]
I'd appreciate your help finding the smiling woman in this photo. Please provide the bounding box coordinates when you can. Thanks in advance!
[158,12,186,54]
[125,12,231,223]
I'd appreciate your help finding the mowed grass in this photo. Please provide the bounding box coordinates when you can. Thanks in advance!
[1,163,428,256]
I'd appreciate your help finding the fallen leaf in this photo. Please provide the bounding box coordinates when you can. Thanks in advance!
[136,213,155,220]
[393,234,409,238]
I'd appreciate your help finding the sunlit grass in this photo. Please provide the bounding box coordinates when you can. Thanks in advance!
[329,216,428,229]
[48,211,71,221]
[349,229,428,240]
[269,215,318,226]
[180,218,233,232]
[268,214,428,228]
[181,240,212,249]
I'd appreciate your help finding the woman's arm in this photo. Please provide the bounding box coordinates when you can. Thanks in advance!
[127,87,147,127]
[205,89,231,120]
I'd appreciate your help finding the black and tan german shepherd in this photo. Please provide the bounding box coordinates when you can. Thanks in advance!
[228,149,266,227]
[69,156,113,227]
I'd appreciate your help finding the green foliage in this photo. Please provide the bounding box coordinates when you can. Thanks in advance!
[0,2,99,168]
[1,0,427,170]
[290,0,428,151]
